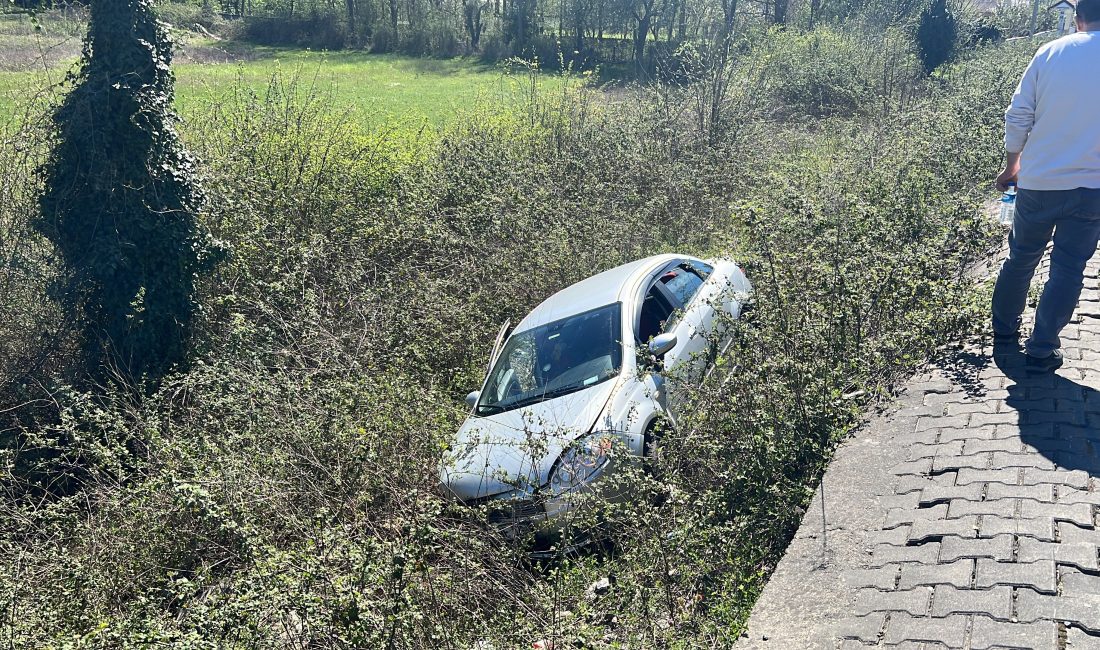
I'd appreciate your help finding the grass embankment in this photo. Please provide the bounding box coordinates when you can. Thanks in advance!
[0,14,560,129]
[172,45,555,129]
[0,21,1044,650]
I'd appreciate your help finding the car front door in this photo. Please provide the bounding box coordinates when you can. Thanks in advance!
[634,260,715,409]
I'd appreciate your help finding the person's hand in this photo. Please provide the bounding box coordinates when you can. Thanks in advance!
[996,153,1021,192]
[995,167,1017,192]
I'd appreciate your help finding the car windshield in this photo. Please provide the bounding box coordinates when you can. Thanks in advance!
[477,303,623,416]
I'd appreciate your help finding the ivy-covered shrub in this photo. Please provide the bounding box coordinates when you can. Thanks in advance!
[916,0,960,74]
[36,0,220,389]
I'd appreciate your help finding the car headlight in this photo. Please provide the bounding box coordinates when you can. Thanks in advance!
[548,431,619,497]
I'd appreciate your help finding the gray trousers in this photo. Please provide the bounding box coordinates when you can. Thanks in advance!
[992,187,1100,358]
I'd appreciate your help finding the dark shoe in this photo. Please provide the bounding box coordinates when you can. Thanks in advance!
[1025,350,1063,374]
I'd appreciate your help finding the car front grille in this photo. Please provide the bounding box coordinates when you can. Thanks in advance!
[486,498,545,525]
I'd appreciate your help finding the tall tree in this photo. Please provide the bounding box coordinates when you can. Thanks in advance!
[36,0,220,389]
[631,0,658,70]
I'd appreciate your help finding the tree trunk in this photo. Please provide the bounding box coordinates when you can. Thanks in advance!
[773,0,788,24]
[633,14,650,69]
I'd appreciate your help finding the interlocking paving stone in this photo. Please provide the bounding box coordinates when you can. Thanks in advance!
[917,415,969,432]
[1059,522,1100,544]
[884,505,949,529]
[1023,438,1093,457]
[1016,538,1100,571]
[1029,409,1086,425]
[897,559,974,590]
[996,421,1054,439]
[939,425,998,443]
[924,392,963,406]
[969,412,1021,428]
[946,401,999,416]
[933,454,992,473]
[1021,469,1090,489]
[1066,627,1100,650]
[991,452,1058,469]
[968,617,1058,650]
[880,493,923,510]
[1056,424,1099,439]
[974,559,1057,593]
[882,613,967,647]
[869,542,942,567]
[843,565,901,590]
[894,473,958,494]
[939,535,1014,562]
[965,437,1026,454]
[1008,397,1060,412]
[908,440,966,461]
[947,498,1017,519]
[853,588,930,616]
[908,516,979,542]
[931,585,1012,619]
[1015,589,1100,634]
[1020,500,1094,527]
[890,458,934,476]
[978,515,1057,541]
[1060,489,1100,506]
[1061,568,1100,598]
[985,483,1055,502]
[898,404,950,419]
[1031,385,1086,401]
[835,613,886,642]
[956,468,1021,485]
[892,429,943,446]
[918,484,983,505]
[869,526,913,546]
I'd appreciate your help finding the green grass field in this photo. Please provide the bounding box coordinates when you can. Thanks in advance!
[171,42,557,129]
[0,22,564,131]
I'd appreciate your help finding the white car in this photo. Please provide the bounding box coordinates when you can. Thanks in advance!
[439,253,752,547]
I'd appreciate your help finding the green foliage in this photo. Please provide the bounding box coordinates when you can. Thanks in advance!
[36,0,220,388]
[983,0,1056,38]
[916,0,959,74]
[757,27,922,118]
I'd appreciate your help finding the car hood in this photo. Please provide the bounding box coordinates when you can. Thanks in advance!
[439,381,618,502]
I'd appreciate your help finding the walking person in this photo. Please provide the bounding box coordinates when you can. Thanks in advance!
[992,0,1100,372]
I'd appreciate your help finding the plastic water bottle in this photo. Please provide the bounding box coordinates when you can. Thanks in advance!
[999,183,1017,225]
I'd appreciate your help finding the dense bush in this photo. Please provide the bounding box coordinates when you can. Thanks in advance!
[757,27,923,118]
[233,13,349,49]
[0,33,1039,649]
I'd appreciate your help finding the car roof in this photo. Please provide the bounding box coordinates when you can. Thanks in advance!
[513,254,682,333]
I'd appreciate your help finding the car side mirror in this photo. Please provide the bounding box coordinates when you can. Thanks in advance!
[465,391,480,408]
[648,333,678,359]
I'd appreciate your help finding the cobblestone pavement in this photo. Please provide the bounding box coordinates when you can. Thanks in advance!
[736,251,1100,649]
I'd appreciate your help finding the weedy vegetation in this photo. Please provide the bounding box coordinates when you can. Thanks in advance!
[0,2,1042,647]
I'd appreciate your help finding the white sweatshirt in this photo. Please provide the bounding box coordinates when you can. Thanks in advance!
[1005,31,1100,190]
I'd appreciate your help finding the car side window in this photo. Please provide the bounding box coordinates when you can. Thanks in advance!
[660,265,705,307]
[637,286,675,343]
[688,261,714,279]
